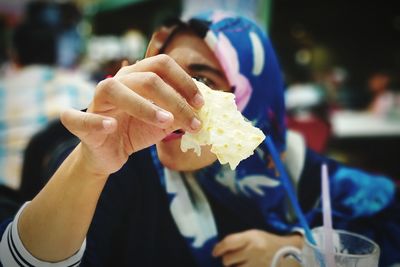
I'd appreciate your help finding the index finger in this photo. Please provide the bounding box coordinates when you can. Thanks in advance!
[115,54,204,109]
[213,233,250,257]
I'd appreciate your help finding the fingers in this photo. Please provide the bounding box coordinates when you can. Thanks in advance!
[220,250,247,267]
[213,233,249,258]
[60,108,117,139]
[95,78,177,129]
[116,54,204,109]
[118,72,201,132]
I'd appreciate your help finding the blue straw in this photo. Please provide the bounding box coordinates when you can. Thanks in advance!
[264,135,316,245]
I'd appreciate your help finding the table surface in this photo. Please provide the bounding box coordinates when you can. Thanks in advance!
[331,111,400,138]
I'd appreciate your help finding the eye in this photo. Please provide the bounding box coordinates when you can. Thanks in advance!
[192,76,216,89]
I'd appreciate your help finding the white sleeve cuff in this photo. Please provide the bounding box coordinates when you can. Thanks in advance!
[0,202,86,267]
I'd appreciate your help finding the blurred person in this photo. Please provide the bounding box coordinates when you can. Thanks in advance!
[316,66,351,111]
[0,11,399,267]
[367,70,400,116]
[0,0,94,189]
[284,67,331,152]
[285,82,331,153]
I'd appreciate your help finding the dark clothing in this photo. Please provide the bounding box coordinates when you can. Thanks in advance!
[81,148,256,267]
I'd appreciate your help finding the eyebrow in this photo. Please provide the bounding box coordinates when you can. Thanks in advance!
[188,63,225,78]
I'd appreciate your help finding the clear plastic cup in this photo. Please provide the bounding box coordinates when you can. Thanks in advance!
[271,227,380,267]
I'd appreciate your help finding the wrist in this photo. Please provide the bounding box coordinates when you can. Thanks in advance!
[71,143,112,180]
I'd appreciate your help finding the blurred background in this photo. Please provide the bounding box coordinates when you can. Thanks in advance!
[0,0,399,192]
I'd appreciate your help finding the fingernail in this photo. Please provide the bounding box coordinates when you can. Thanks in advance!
[102,119,113,130]
[190,117,201,130]
[192,93,204,108]
[156,110,173,123]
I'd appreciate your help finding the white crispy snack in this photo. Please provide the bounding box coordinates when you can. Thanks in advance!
[181,80,266,170]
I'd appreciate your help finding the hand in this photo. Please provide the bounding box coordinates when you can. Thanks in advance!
[212,229,303,267]
[60,54,204,176]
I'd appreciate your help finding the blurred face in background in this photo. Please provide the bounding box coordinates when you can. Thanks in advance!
[368,73,390,95]
[150,29,231,171]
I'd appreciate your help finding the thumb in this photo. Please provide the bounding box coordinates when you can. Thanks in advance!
[213,232,249,257]
[60,108,117,141]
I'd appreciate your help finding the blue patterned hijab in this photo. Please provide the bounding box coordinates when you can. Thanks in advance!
[191,11,286,151]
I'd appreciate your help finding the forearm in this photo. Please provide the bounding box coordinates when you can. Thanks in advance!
[18,144,108,262]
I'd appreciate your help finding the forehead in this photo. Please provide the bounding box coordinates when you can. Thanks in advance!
[162,30,221,70]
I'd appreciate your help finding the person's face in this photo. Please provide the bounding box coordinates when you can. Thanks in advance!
[151,29,231,171]
[368,73,390,94]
